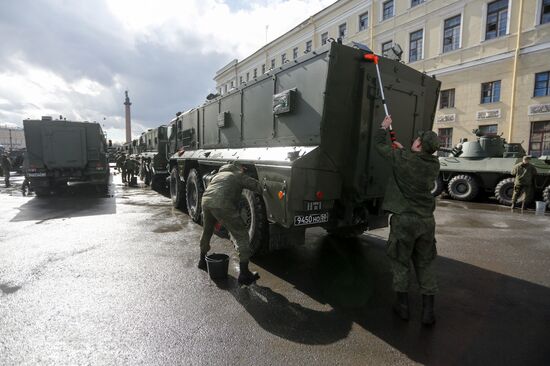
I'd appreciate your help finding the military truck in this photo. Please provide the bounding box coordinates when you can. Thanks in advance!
[166,41,441,255]
[136,126,169,190]
[433,131,550,207]
[23,116,110,196]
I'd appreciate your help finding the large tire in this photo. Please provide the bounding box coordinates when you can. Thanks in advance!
[494,177,518,206]
[239,189,269,256]
[431,175,444,197]
[448,174,479,201]
[186,168,203,223]
[151,175,164,191]
[169,167,187,211]
[543,185,550,209]
[34,187,51,198]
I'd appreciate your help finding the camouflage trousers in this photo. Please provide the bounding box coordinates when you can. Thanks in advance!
[387,213,438,295]
[200,205,251,262]
[511,184,534,207]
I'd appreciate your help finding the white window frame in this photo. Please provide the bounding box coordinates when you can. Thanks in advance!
[440,12,464,54]
[535,0,550,26]
[408,28,425,62]
[481,0,512,42]
[358,11,369,32]
[380,0,395,22]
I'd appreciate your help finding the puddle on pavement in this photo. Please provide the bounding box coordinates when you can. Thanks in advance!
[152,224,183,233]
[0,284,22,295]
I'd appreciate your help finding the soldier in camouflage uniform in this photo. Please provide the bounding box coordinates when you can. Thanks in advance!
[510,155,537,212]
[123,156,139,186]
[198,162,263,286]
[1,153,12,187]
[375,115,440,325]
[116,153,127,182]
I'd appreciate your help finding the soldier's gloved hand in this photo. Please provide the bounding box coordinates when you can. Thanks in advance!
[393,141,404,149]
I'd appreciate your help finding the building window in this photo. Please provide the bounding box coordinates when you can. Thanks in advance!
[438,128,453,148]
[321,32,328,45]
[529,121,550,157]
[534,71,550,97]
[383,0,394,21]
[478,124,498,135]
[253,68,257,78]
[293,47,299,59]
[542,0,550,24]
[281,53,287,64]
[262,64,266,74]
[338,23,347,39]
[230,81,234,88]
[440,89,455,109]
[382,41,393,56]
[443,15,461,53]
[239,76,243,85]
[485,0,508,40]
[481,80,501,103]
[411,0,425,7]
[305,40,312,53]
[246,72,250,81]
[359,12,369,31]
[409,29,423,62]
[271,59,275,69]
[224,85,228,94]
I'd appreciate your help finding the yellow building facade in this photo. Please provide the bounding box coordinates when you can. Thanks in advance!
[215,0,550,156]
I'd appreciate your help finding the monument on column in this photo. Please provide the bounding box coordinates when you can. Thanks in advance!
[124,90,132,143]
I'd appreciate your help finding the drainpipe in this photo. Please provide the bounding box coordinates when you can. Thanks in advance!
[507,0,524,142]
[370,1,374,49]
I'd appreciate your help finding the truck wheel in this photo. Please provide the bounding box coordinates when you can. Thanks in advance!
[448,174,479,201]
[494,177,518,206]
[151,175,163,191]
[186,168,203,223]
[543,185,550,209]
[170,167,187,212]
[239,189,269,256]
[431,175,444,197]
[34,188,51,198]
[326,223,369,238]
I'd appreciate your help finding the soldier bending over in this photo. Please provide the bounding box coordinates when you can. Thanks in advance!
[198,162,263,286]
[375,115,440,326]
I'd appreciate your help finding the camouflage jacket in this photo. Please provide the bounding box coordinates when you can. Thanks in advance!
[511,162,537,186]
[1,155,11,169]
[202,164,262,209]
[375,128,440,217]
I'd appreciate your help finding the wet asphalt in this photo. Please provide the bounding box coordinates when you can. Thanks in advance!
[1,170,549,366]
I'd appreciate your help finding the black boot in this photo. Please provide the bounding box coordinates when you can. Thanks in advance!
[422,295,436,326]
[197,252,207,271]
[238,262,260,286]
[393,292,409,321]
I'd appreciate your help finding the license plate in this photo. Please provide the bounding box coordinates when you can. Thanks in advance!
[294,212,329,226]
[28,172,47,177]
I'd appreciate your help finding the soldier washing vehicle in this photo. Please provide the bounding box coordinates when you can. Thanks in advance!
[165,42,441,256]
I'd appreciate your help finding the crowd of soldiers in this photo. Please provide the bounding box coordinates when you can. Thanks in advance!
[114,152,152,187]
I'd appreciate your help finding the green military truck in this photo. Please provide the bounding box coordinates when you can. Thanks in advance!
[167,42,441,255]
[137,126,169,190]
[23,116,110,196]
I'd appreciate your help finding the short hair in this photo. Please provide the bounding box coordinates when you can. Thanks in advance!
[522,155,531,162]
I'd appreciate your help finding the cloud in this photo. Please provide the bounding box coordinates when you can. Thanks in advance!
[0,0,335,143]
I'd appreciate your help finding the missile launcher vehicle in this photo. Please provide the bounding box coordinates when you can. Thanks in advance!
[434,131,550,207]
[136,126,169,190]
[166,41,441,255]
[23,116,110,196]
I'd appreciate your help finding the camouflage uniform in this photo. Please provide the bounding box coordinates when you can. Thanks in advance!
[200,164,262,262]
[511,161,537,207]
[375,128,440,295]
[124,158,139,184]
[116,155,127,182]
[1,154,12,187]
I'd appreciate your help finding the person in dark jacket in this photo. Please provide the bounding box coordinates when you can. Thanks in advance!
[198,162,263,286]
[1,153,12,187]
[375,115,440,325]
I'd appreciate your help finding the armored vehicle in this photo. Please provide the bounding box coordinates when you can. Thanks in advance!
[167,42,441,255]
[434,131,550,206]
[23,116,110,196]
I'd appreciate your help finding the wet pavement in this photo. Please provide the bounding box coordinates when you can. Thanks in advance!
[1,171,549,365]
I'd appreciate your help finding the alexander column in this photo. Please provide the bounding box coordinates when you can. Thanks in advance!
[124,90,132,143]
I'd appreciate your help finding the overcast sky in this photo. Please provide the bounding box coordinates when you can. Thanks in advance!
[0,0,335,143]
